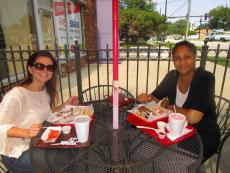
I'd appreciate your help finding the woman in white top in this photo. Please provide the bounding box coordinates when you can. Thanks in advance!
[0,50,78,173]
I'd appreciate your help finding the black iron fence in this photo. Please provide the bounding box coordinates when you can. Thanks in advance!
[0,41,230,103]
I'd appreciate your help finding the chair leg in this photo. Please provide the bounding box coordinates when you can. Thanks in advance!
[216,153,220,173]
[216,146,224,173]
[1,158,9,173]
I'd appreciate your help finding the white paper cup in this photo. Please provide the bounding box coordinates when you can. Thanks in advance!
[168,113,188,137]
[74,115,90,143]
[62,126,71,134]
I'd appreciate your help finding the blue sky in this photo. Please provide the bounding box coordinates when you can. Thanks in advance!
[154,0,230,26]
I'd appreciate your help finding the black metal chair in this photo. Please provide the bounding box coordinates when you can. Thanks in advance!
[81,85,135,110]
[214,95,230,173]
[0,157,9,173]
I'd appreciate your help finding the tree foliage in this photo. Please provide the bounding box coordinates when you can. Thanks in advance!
[166,19,187,36]
[119,0,155,11]
[208,6,230,30]
[119,0,165,43]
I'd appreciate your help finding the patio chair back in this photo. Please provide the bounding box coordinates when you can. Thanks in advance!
[214,95,230,173]
[0,157,9,173]
[82,85,134,103]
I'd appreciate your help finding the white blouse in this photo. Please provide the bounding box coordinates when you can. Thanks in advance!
[175,84,190,108]
[0,87,51,158]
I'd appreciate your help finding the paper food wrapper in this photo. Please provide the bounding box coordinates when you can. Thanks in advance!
[47,104,94,124]
[128,103,172,122]
[41,126,62,143]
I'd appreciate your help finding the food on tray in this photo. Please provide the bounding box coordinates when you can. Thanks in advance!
[41,126,62,143]
[58,108,73,118]
[47,104,94,124]
[128,102,172,122]
[67,105,94,117]
[151,106,165,114]
[158,97,169,107]
[47,130,60,140]
[132,106,156,120]
[146,105,170,116]
[83,107,93,117]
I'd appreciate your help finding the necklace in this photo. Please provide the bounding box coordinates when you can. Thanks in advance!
[177,68,196,94]
[177,78,191,94]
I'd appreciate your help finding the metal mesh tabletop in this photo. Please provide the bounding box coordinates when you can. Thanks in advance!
[30,102,202,173]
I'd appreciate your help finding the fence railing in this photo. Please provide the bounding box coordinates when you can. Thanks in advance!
[0,41,230,103]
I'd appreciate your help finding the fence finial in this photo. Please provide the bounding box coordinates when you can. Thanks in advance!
[200,40,209,69]
[204,38,208,45]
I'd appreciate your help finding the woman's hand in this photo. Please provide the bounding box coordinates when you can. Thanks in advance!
[159,98,169,108]
[137,93,153,103]
[27,124,42,138]
[64,96,79,106]
[7,124,42,139]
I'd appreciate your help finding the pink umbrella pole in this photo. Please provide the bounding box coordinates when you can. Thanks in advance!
[112,0,119,129]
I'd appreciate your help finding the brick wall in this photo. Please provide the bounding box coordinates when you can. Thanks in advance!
[83,0,97,51]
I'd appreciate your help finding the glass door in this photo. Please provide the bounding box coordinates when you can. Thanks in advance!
[38,8,56,49]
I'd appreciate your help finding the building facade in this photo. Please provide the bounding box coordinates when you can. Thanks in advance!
[0,0,97,81]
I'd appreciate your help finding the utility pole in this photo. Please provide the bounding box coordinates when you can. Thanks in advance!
[185,0,191,40]
[199,15,202,40]
[163,0,167,42]
[165,0,167,16]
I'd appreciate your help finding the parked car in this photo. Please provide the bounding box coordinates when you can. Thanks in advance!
[206,29,230,42]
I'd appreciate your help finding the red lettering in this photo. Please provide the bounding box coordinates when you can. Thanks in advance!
[54,2,64,16]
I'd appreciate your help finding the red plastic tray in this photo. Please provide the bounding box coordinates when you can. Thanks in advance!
[36,117,95,148]
[105,93,136,107]
[127,113,196,145]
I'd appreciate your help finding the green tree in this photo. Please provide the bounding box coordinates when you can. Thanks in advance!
[119,0,155,11]
[119,0,165,43]
[166,19,187,36]
[208,6,230,30]
[119,9,163,43]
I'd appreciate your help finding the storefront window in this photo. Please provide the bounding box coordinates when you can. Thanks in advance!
[0,0,37,49]
[53,0,84,59]
[38,8,56,49]
[0,0,85,82]
[0,0,36,80]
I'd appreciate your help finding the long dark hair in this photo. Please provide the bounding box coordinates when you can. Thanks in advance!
[20,50,58,108]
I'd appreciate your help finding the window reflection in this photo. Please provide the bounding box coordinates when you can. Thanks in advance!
[38,9,55,49]
[0,0,36,78]
[0,0,37,49]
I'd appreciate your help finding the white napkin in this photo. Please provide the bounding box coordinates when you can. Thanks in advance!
[166,126,193,141]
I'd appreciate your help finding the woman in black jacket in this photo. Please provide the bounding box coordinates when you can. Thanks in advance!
[138,40,220,160]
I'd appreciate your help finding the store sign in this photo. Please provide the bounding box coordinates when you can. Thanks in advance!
[53,0,82,58]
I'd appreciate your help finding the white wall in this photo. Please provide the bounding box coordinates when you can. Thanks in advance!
[96,0,112,61]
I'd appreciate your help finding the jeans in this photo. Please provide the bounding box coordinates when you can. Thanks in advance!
[1,150,35,173]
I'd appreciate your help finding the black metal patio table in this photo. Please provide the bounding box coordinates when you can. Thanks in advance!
[29,101,203,173]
